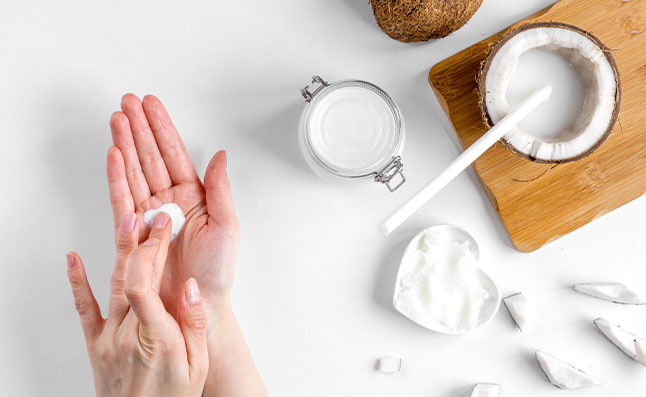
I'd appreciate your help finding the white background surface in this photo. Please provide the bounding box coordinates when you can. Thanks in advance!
[1,0,645,396]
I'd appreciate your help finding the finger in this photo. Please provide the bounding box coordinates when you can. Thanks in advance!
[147,212,172,292]
[142,95,199,184]
[107,212,139,324]
[67,252,104,342]
[110,110,151,205]
[124,237,168,329]
[177,278,208,380]
[121,94,172,194]
[204,150,239,231]
[106,146,135,241]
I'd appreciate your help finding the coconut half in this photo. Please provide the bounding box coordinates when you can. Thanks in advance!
[479,22,620,163]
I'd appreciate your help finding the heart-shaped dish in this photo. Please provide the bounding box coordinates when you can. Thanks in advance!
[393,225,500,335]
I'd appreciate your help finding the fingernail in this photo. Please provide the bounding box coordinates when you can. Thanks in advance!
[152,213,169,228]
[143,237,159,247]
[121,212,136,233]
[153,212,168,229]
[185,278,201,305]
[66,253,75,268]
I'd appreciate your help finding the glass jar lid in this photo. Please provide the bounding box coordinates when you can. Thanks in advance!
[300,76,405,191]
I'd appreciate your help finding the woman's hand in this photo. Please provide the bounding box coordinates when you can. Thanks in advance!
[107,94,239,325]
[105,94,267,396]
[67,212,209,396]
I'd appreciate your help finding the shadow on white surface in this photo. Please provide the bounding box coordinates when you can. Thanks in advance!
[371,231,409,313]
[46,95,114,256]
[337,0,380,32]
[247,101,311,174]
[522,348,551,387]
[371,222,439,316]
[448,384,479,397]
[4,86,114,395]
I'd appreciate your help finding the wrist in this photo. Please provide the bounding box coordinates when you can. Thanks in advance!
[205,301,233,338]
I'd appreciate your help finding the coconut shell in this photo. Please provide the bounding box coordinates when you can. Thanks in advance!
[369,0,483,43]
[478,22,621,164]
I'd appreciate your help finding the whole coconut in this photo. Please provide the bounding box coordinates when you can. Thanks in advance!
[370,0,483,42]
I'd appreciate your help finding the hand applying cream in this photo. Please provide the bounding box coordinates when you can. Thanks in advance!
[144,203,186,240]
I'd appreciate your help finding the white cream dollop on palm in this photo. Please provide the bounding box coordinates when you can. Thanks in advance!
[144,203,186,240]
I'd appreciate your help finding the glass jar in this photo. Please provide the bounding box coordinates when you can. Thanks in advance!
[298,76,406,192]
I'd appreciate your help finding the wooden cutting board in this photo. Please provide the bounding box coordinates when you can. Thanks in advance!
[428,0,646,252]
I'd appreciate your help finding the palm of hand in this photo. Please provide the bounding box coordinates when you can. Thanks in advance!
[140,187,238,318]
[108,94,239,320]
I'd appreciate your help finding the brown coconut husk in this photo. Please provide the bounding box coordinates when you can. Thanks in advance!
[369,0,483,42]
[478,22,621,164]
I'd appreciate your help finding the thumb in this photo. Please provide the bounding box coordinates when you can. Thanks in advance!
[124,237,167,330]
[204,150,238,230]
[178,278,209,379]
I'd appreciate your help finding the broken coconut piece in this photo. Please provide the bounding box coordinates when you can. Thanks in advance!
[594,318,646,366]
[635,339,646,364]
[503,292,527,332]
[535,350,602,390]
[574,283,646,305]
[479,22,620,163]
[471,383,500,397]
[375,357,402,373]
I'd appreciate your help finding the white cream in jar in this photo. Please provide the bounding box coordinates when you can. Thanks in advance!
[393,225,500,334]
[298,76,406,192]
[307,86,398,173]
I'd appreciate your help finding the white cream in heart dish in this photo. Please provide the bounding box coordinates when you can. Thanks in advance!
[393,225,500,335]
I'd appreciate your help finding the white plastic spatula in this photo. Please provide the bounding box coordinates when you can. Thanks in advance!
[379,86,552,235]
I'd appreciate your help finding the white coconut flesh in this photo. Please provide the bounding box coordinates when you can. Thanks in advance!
[574,283,646,305]
[471,383,499,397]
[503,292,528,332]
[484,26,618,162]
[594,318,646,366]
[535,350,602,390]
[375,356,402,373]
[635,339,646,364]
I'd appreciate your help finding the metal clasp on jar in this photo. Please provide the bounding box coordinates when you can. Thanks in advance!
[375,156,406,192]
[301,76,329,102]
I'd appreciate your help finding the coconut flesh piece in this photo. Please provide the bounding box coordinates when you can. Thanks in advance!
[535,350,602,390]
[574,283,646,304]
[470,383,500,397]
[503,292,527,332]
[481,23,620,163]
[635,339,646,364]
[375,356,402,373]
[594,318,646,366]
